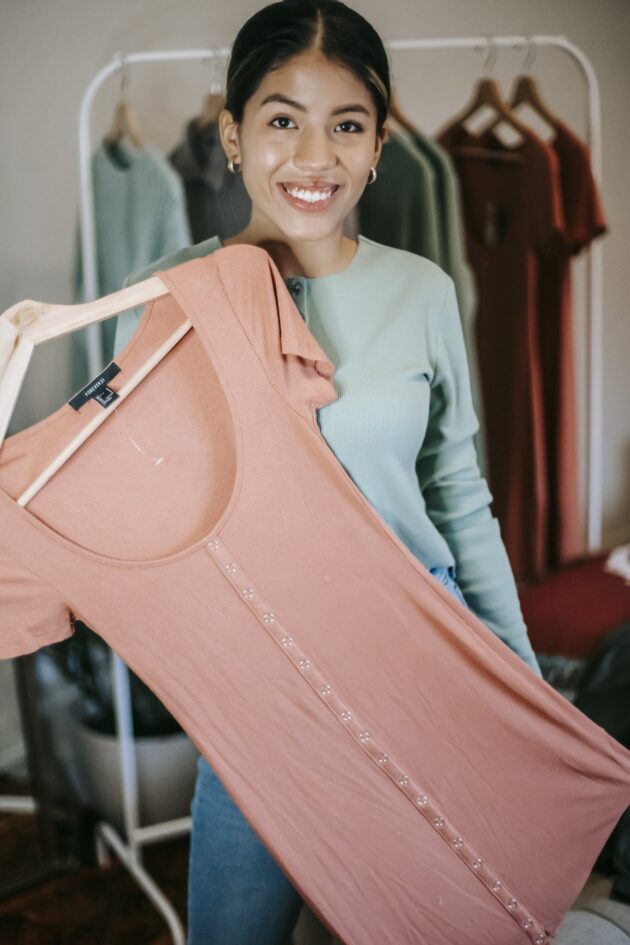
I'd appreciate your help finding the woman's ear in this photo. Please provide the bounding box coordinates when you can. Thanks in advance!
[373,125,386,167]
[219,108,241,164]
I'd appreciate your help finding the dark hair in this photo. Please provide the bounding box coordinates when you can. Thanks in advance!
[225,0,391,135]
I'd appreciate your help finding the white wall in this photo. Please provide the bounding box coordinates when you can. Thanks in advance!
[1,0,629,760]
[2,0,628,544]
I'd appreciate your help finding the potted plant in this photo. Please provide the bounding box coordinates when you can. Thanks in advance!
[49,619,199,833]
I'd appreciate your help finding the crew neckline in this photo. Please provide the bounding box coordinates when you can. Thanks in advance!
[456,124,533,156]
[99,138,149,176]
[216,234,366,283]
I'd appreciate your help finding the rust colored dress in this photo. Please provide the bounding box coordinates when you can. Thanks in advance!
[438,124,566,582]
[1,246,629,945]
[538,119,608,568]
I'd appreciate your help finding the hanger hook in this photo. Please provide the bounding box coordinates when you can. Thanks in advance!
[114,52,130,102]
[475,35,498,76]
[521,34,537,72]
[204,50,224,96]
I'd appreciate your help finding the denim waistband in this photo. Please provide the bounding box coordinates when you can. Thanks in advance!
[428,565,457,581]
[428,565,468,608]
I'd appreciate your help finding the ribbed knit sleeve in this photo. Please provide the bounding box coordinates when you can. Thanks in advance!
[0,543,74,659]
[113,238,221,357]
[416,277,542,677]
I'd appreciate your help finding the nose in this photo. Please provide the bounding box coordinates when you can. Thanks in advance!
[292,126,336,173]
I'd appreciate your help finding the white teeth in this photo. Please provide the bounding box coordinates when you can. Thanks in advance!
[284,185,337,203]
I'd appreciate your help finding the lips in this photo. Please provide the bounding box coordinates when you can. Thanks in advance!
[278,182,341,211]
[283,182,339,196]
[281,181,340,189]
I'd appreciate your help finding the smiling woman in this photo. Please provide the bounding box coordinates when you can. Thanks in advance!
[216,0,389,277]
[107,2,544,944]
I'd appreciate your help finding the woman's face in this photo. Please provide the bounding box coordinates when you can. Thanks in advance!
[220,48,384,243]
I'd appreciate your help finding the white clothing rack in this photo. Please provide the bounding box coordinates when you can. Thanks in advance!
[53,34,602,944]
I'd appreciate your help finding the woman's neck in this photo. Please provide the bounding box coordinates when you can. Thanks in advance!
[222,225,357,279]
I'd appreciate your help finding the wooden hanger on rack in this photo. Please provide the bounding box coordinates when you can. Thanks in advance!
[0,276,186,506]
[195,54,226,130]
[507,74,559,130]
[440,37,530,161]
[387,87,418,137]
[195,92,225,130]
[104,54,147,151]
[104,101,147,150]
[485,39,560,137]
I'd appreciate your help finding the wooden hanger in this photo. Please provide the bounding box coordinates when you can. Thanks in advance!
[195,54,227,130]
[484,38,560,139]
[104,54,147,150]
[438,38,530,161]
[104,100,147,150]
[0,276,187,505]
[506,74,559,131]
[387,86,418,137]
[195,92,225,130]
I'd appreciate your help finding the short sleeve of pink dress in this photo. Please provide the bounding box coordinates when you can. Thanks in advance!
[0,544,74,657]
[0,244,629,945]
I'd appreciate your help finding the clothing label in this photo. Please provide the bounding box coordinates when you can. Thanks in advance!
[69,362,121,411]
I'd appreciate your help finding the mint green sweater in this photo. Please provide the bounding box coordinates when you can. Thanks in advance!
[113,234,542,677]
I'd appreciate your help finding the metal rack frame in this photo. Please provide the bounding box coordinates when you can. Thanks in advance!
[8,33,598,944]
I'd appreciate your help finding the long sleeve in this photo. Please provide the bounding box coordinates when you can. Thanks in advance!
[416,277,542,677]
[152,164,192,259]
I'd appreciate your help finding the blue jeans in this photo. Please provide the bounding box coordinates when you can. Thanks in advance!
[187,565,468,945]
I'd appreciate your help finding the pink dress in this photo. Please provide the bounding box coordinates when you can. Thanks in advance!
[1,245,629,945]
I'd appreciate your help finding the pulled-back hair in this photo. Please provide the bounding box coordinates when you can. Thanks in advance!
[225,0,391,135]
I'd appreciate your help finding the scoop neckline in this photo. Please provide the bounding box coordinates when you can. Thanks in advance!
[0,254,245,569]
[217,234,366,282]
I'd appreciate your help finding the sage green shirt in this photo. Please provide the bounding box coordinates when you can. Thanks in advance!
[113,233,542,676]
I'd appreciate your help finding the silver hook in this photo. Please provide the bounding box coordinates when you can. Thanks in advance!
[482,35,498,75]
[204,51,224,96]
[521,34,537,72]
[113,52,130,102]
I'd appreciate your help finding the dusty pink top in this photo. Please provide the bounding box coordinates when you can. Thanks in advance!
[1,245,629,945]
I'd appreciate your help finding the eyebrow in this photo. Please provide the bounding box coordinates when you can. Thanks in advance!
[259,93,370,116]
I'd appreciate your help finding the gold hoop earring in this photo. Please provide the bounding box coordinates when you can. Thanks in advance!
[367,166,377,185]
[227,157,242,174]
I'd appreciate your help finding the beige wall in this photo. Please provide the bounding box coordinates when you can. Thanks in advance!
[2,0,628,547]
[0,3,627,529]
[3,1,628,551]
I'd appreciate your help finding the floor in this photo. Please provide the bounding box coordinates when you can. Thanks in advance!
[0,772,187,945]
[1,771,629,945]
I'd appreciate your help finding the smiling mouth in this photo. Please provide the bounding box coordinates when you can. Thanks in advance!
[279,182,341,208]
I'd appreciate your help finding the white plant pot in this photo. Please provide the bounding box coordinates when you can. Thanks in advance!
[68,707,199,834]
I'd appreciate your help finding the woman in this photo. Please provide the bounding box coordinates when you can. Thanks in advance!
[115,2,542,942]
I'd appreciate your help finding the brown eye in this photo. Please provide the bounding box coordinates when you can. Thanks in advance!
[270,116,297,129]
[336,121,363,133]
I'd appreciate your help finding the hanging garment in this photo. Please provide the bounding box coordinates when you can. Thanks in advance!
[169,118,252,242]
[406,127,487,477]
[114,234,540,675]
[357,126,441,263]
[341,202,360,240]
[438,123,566,583]
[71,140,191,387]
[537,119,608,568]
[2,245,630,945]
[358,123,487,476]
[406,130,477,330]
